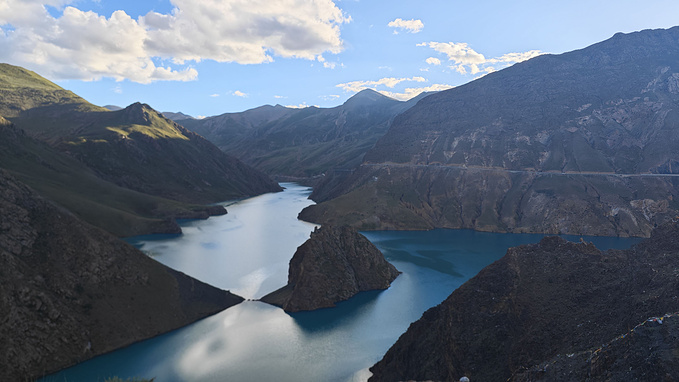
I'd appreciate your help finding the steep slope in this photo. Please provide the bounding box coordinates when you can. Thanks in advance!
[0,63,282,204]
[0,170,243,381]
[0,121,225,237]
[369,221,679,382]
[182,89,431,177]
[260,225,399,312]
[302,27,679,237]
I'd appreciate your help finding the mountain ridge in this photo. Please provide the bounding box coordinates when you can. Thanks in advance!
[300,26,679,237]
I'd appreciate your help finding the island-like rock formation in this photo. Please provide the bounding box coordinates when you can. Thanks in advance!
[261,225,400,312]
[369,221,679,382]
[0,170,244,381]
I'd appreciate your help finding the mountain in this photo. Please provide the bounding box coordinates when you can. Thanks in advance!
[369,221,679,382]
[163,111,195,121]
[0,169,243,381]
[0,121,226,237]
[0,63,281,206]
[103,105,123,111]
[300,27,679,237]
[181,89,432,178]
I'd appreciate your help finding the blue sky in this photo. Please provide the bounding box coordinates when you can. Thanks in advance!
[2,0,679,117]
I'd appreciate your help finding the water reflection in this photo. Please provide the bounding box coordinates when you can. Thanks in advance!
[44,184,642,382]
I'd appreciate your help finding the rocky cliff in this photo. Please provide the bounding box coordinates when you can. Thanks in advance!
[369,221,679,382]
[302,27,679,237]
[0,170,244,381]
[260,225,400,312]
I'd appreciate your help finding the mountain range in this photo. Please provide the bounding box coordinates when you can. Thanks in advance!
[179,89,430,178]
[300,27,679,237]
[0,63,281,236]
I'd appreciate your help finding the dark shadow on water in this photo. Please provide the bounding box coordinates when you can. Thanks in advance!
[124,233,182,248]
[290,289,384,333]
[382,248,463,277]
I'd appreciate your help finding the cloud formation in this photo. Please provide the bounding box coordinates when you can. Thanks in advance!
[419,41,543,75]
[336,76,425,93]
[0,0,350,83]
[233,90,248,97]
[388,18,424,34]
[336,76,449,101]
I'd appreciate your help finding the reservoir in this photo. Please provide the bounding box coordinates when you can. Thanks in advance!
[43,183,640,382]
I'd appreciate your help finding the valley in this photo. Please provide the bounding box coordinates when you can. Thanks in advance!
[2,7,679,381]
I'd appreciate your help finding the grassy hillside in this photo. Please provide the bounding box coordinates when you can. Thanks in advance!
[0,122,225,236]
[0,63,281,207]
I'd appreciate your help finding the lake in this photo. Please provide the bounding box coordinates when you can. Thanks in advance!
[43,183,640,382]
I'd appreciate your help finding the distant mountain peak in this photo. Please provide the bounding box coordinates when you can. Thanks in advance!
[103,105,122,111]
[343,88,398,108]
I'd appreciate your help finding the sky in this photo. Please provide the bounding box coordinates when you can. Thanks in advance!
[1,0,679,118]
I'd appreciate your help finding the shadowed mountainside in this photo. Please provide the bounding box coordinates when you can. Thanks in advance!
[301,27,679,237]
[0,170,243,381]
[180,89,431,178]
[369,221,679,382]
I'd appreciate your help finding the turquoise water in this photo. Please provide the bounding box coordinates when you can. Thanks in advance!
[43,183,640,382]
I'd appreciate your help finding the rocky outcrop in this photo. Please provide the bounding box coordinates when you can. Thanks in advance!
[303,27,679,237]
[0,170,244,381]
[260,225,400,312]
[369,221,679,382]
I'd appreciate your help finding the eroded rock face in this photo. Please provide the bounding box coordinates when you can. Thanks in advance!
[261,225,400,312]
[0,170,244,381]
[369,221,679,382]
[512,313,679,382]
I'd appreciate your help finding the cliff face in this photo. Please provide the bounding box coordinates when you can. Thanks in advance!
[369,221,679,382]
[0,170,244,381]
[261,225,400,312]
[302,27,679,237]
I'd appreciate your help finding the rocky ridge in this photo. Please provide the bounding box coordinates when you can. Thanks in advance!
[302,27,679,237]
[369,221,679,381]
[0,170,243,381]
[260,225,400,312]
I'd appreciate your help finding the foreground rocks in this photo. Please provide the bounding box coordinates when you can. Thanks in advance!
[369,221,679,382]
[261,225,400,312]
[0,170,244,381]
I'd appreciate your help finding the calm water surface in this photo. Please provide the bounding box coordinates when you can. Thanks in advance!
[44,183,640,382]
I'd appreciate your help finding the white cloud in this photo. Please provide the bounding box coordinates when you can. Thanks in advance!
[323,61,337,69]
[421,41,544,76]
[378,83,452,101]
[320,94,340,101]
[274,95,286,99]
[425,57,441,65]
[233,90,247,97]
[336,76,425,93]
[285,102,318,108]
[387,18,423,34]
[0,0,350,83]
[210,93,220,97]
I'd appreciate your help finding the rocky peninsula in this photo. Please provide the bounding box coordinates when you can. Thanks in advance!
[261,225,400,312]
